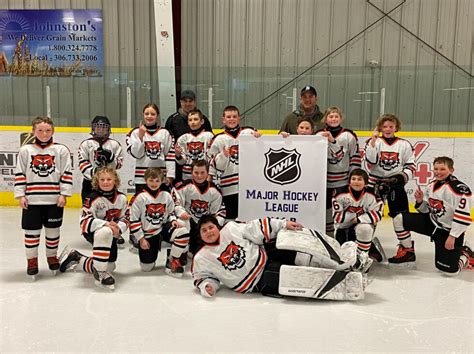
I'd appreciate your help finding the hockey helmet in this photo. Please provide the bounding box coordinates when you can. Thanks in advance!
[91,115,111,139]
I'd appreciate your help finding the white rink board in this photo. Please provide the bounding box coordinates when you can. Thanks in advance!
[0,131,472,204]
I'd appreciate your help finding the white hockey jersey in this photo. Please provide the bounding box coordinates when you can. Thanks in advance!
[363,137,415,188]
[80,190,130,235]
[78,137,123,181]
[126,126,176,185]
[171,180,226,224]
[14,141,73,205]
[207,127,257,196]
[416,176,472,238]
[175,129,214,181]
[315,127,361,188]
[192,218,287,295]
[129,188,177,241]
[332,186,384,230]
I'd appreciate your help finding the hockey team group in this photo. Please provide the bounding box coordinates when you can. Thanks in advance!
[13,87,473,301]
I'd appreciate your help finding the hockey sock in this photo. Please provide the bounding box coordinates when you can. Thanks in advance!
[355,224,373,253]
[169,228,189,259]
[24,229,41,259]
[392,214,413,248]
[92,227,114,272]
[78,256,94,273]
[325,209,334,237]
[44,227,60,257]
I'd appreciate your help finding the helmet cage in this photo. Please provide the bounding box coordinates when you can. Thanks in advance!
[91,121,110,139]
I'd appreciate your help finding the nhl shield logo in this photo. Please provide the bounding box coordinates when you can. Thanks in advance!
[264,148,301,185]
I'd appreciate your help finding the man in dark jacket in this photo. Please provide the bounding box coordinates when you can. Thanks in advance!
[165,89,213,140]
[279,85,323,135]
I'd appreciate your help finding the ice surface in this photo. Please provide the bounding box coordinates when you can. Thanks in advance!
[0,207,473,352]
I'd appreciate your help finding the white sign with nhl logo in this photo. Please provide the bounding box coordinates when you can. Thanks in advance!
[239,135,327,230]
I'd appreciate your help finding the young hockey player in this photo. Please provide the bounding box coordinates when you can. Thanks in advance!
[77,115,123,203]
[126,103,175,193]
[390,157,472,273]
[333,169,385,262]
[172,160,226,255]
[207,105,261,219]
[279,117,315,137]
[59,167,129,289]
[175,109,214,182]
[192,215,373,300]
[363,114,415,251]
[316,106,361,237]
[128,168,188,277]
[14,117,73,279]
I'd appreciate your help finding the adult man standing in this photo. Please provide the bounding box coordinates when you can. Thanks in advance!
[279,85,323,135]
[165,89,213,140]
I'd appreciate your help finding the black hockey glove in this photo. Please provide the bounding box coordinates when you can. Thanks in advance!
[96,147,114,164]
[381,173,407,187]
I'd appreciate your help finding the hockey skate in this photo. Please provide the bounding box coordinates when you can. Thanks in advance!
[462,246,474,268]
[165,251,184,278]
[93,269,115,290]
[59,246,83,272]
[116,234,125,249]
[27,257,38,280]
[47,256,60,275]
[388,241,416,264]
[369,237,387,263]
[352,251,373,273]
[179,251,188,266]
[461,246,473,270]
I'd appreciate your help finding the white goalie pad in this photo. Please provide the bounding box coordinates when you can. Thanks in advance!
[277,228,357,271]
[279,265,364,301]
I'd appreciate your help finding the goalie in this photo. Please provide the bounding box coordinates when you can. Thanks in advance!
[192,215,373,301]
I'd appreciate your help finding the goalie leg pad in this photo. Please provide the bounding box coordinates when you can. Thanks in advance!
[279,265,364,301]
[277,228,355,271]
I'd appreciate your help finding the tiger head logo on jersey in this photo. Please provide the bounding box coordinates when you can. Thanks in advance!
[328,151,344,165]
[228,145,239,164]
[144,141,162,160]
[105,209,121,222]
[190,199,209,218]
[218,241,246,271]
[145,203,166,224]
[379,151,400,171]
[428,198,446,218]
[186,141,205,160]
[347,206,364,216]
[30,154,55,177]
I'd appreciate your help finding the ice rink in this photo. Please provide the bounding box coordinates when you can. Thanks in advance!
[0,206,473,353]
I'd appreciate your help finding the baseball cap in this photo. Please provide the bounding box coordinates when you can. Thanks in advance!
[180,89,196,100]
[300,85,317,96]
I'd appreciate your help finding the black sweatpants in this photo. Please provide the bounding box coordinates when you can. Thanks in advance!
[401,212,465,273]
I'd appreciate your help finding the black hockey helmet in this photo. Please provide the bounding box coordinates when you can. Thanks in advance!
[91,115,111,139]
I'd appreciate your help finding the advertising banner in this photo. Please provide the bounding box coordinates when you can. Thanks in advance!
[0,10,103,76]
[239,135,328,230]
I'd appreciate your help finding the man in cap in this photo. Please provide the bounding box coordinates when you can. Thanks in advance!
[279,85,323,135]
[165,89,213,140]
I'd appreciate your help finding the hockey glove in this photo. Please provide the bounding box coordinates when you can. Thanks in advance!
[96,147,114,164]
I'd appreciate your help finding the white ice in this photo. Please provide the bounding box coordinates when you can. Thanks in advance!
[0,207,473,353]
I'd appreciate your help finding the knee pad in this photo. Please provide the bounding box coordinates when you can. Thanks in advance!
[140,262,155,272]
[355,224,374,242]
